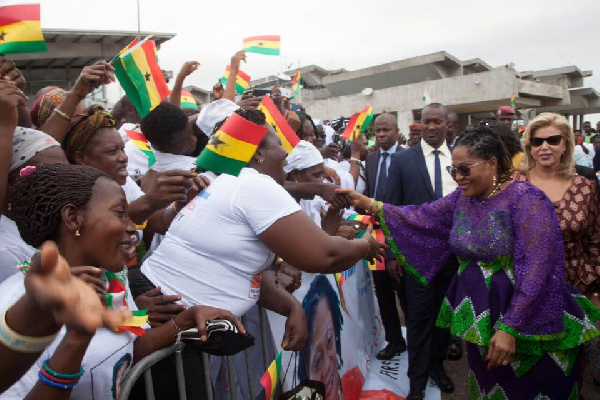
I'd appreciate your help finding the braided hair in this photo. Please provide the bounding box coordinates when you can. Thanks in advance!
[454,126,513,183]
[65,105,116,163]
[10,163,107,248]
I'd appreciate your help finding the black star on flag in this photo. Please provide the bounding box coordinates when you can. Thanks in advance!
[144,72,151,81]
[0,31,6,42]
[258,42,264,46]
[209,134,226,149]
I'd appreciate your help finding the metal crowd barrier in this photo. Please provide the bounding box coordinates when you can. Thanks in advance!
[118,309,271,400]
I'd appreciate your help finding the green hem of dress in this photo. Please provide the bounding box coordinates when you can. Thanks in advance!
[378,207,429,287]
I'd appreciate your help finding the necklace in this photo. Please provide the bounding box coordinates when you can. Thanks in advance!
[487,183,502,198]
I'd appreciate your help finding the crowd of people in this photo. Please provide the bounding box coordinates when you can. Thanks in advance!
[0,47,599,400]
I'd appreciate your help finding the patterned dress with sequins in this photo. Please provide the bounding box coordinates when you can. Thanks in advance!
[515,172,600,298]
[379,180,600,400]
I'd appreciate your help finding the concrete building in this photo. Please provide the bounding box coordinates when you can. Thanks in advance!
[251,51,600,134]
[9,29,175,108]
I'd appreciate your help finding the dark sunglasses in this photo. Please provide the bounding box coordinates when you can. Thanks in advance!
[446,160,487,178]
[530,135,562,147]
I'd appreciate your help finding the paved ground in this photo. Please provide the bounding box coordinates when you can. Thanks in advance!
[440,341,600,400]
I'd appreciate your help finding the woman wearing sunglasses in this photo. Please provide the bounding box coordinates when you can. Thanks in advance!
[339,126,600,399]
[516,113,600,308]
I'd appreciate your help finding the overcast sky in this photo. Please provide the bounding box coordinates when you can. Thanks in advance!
[34,0,600,124]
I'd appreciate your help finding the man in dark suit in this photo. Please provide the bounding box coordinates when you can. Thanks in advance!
[364,113,406,360]
[385,103,457,400]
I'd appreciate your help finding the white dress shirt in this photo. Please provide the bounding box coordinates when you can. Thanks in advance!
[420,139,457,197]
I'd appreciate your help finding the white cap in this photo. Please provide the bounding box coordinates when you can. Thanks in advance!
[283,140,324,174]
[196,99,239,137]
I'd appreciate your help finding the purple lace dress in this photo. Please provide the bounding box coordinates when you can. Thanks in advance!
[379,181,600,400]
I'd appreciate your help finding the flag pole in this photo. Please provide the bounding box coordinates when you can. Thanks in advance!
[298,58,302,106]
[136,0,141,40]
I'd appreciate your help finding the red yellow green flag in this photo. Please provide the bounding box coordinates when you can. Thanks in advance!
[260,351,282,400]
[242,35,280,56]
[112,37,170,118]
[342,104,374,140]
[334,272,350,316]
[257,95,300,154]
[291,70,301,94]
[125,129,155,168]
[348,213,385,271]
[104,270,148,337]
[510,93,516,110]
[195,112,268,176]
[0,4,47,54]
[219,65,251,94]
[180,90,198,110]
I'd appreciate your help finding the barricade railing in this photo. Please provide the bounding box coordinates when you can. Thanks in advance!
[118,308,270,400]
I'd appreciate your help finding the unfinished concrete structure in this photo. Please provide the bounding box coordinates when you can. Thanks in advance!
[252,51,599,134]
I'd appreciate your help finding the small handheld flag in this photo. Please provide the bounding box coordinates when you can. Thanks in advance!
[342,104,373,140]
[125,129,156,168]
[257,95,300,154]
[0,4,47,54]
[260,351,282,400]
[348,213,386,271]
[291,70,301,95]
[111,37,170,118]
[510,93,516,110]
[195,113,268,176]
[220,65,251,94]
[242,35,280,56]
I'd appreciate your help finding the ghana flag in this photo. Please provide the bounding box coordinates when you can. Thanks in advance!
[257,95,300,154]
[180,90,198,110]
[219,65,251,94]
[260,351,282,400]
[195,112,268,176]
[342,104,373,140]
[0,4,47,54]
[291,69,301,94]
[242,35,280,56]
[125,129,155,168]
[112,36,170,118]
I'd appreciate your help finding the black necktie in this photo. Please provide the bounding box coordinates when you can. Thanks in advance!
[375,152,389,201]
[433,149,443,199]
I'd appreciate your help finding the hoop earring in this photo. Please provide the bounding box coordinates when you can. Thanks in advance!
[75,230,81,237]
[492,175,497,186]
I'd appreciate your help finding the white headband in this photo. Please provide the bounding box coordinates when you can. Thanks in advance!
[283,140,324,174]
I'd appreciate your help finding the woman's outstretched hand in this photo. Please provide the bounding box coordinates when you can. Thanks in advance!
[24,241,131,336]
[335,188,374,211]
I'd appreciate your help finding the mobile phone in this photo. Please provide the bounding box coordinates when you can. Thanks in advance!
[252,88,271,97]
[333,132,340,144]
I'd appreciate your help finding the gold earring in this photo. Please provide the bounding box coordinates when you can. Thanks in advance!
[258,158,265,164]
[75,230,81,237]
[492,175,497,186]
[7,203,11,211]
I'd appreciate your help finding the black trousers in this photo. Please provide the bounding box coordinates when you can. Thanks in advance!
[128,266,209,400]
[371,269,405,343]
[403,262,457,390]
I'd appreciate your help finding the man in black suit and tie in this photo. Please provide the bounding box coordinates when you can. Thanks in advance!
[364,113,406,360]
[385,103,457,400]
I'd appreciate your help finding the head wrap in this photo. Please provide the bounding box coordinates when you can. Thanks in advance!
[409,123,421,131]
[65,105,116,163]
[497,106,516,116]
[196,99,239,136]
[180,90,199,110]
[283,140,324,174]
[11,127,60,171]
[30,87,67,128]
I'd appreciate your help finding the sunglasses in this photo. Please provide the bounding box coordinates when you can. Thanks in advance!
[530,135,562,147]
[446,160,487,178]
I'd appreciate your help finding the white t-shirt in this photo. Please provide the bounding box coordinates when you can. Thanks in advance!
[323,159,355,190]
[338,159,366,194]
[299,196,326,228]
[124,139,151,181]
[122,176,144,203]
[151,150,196,173]
[0,272,138,400]
[141,168,301,316]
[0,217,35,283]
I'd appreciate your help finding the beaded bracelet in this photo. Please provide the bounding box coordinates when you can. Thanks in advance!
[42,359,84,380]
[38,371,79,390]
[40,368,80,385]
[0,310,58,353]
[53,108,72,122]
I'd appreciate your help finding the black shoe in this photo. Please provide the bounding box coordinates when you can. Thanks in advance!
[429,367,455,393]
[447,336,463,361]
[406,389,425,400]
[376,340,407,360]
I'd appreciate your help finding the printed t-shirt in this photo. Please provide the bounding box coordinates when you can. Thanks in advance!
[141,168,301,316]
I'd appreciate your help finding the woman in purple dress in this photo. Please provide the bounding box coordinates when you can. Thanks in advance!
[341,127,600,399]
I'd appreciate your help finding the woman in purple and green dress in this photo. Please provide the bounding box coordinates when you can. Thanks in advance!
[341,126,600,399]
